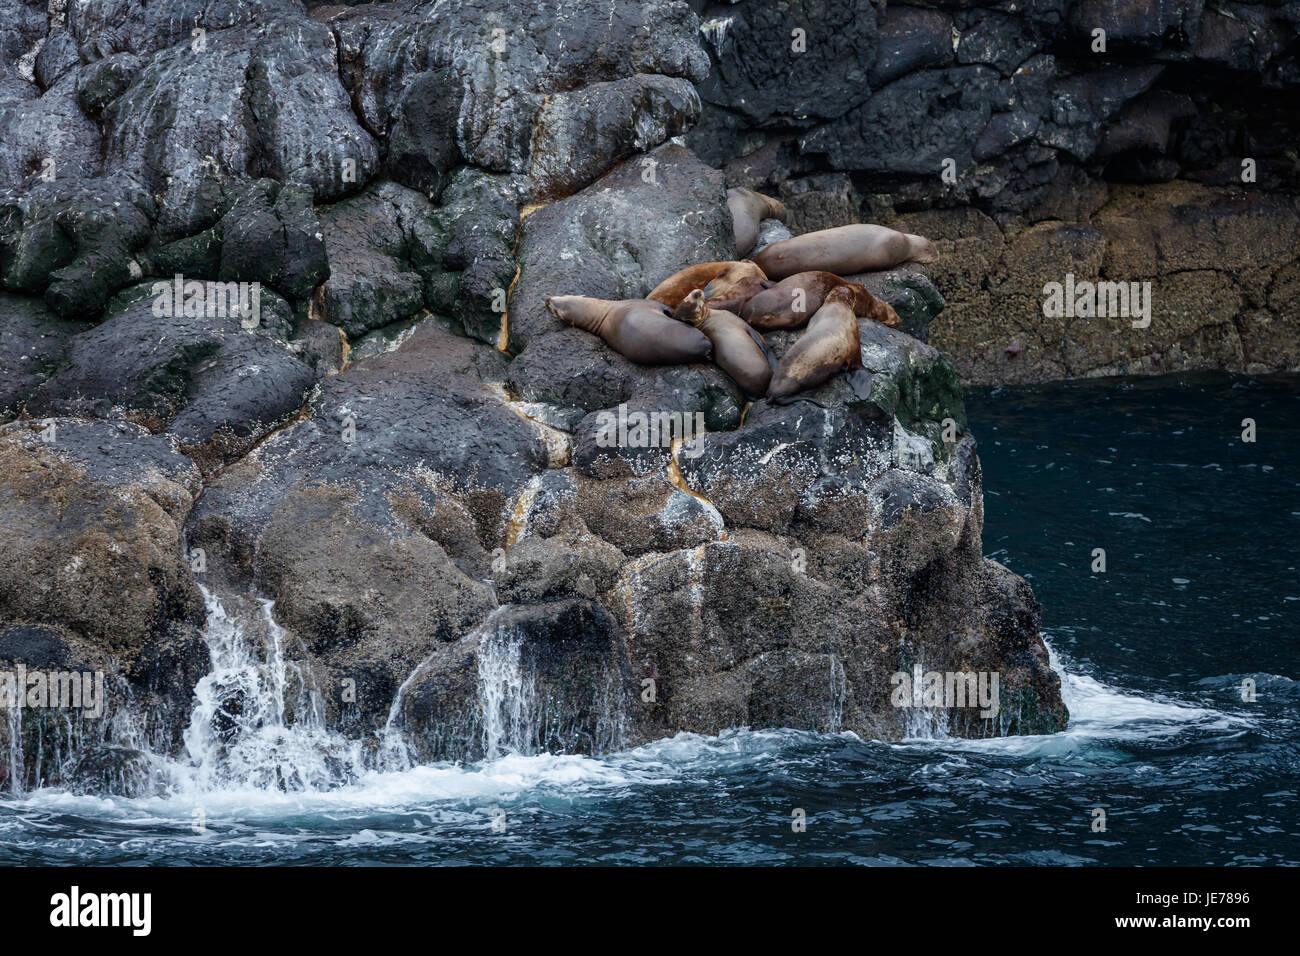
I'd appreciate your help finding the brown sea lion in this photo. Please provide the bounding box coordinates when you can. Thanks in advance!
[767,286,864,403]
[742,271,900,330]
[753,224,939,280]
[546,295,711,365]
[674,289,774,399]
[646,260,767,309]
[704,274,773,314]
[728,187,789,257]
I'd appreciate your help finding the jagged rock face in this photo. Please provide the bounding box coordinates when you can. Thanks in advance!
[0,418,211,787]
[0,418,204,654]
[695,0,1300,382]
[330,0,708,193]
[181,272,1063,750]
[695,0,880,126]
[509,142,734,353]
[0,293,83,417]
[0,0,1070,787]
[20,283,317,472]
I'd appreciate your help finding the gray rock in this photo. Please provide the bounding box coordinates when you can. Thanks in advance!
[75,51,141,117]
[139,179,329,307]
[0,293,83,417]
[850,265,946,342]
[751,217,793,255]
[870,5,953,87]
[0,0,1079,779]
[0,70,102,191]
[392,598,631,761]
[428,168,521,345]
[316,181,442,338]
[35,31,82,89]
[508,142,731,354]
[0,176,154,318]
[678,398,895,535]
[68,0,307,59]
[953,10,1047,75]
[0,417,204,660]
[383,66,462,199]
[529,74,702,201]
[696,0,880,126]
[27,284,318,472]
[104,17,379,239]
[332,0,708,196]
[184,324,550,729]
[802,65,1005,175]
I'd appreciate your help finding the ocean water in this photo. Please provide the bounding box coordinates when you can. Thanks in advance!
[1,373,1296,866]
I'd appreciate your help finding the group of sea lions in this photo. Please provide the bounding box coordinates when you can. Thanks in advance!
[545,188,940,405]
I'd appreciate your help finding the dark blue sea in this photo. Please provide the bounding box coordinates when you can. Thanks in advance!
[2,373,1296,865]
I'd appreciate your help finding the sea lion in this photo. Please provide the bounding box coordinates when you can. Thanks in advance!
[728,187,789,257]
[674,289,774,399]
[704,274,772,314]
[752,224,939,280]
[546,295,711,365]
[742,271,900,330]
[767,286,864,403]
[646,260,767,309]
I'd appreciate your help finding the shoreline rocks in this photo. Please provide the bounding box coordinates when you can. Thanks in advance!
[0,0,1132,791]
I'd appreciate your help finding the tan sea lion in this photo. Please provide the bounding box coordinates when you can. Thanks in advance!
[646,260,767,309]
[674,289,774,399]
[742,271,900,330]
[753,224,939,280]
[728,187,790,257]
[546,295,711,365]
[767,286,865,403]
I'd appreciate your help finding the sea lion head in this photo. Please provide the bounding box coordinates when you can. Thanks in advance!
[907,234,940,264]
[545,294,607,334]
[844,282,902,328]
[673,289,709,327]
[872,300,902,328]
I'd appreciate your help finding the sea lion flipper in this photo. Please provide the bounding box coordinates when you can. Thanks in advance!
[772,395,830,409]
[846,368,873,400]
[746,325,779,371]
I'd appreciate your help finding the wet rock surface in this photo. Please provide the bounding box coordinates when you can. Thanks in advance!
[0,0,1078,788]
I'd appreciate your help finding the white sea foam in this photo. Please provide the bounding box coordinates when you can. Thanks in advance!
[1,588,1247,823]
[897,637,1248,758]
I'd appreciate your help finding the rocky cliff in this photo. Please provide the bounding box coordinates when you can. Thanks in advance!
[0,0,1069,793]
[689,0,1300,383]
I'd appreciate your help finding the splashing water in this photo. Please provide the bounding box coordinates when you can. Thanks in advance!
[378,605,520,769]
[3,697,20,795]
[176,587,365,794]
[477,627,537,759]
